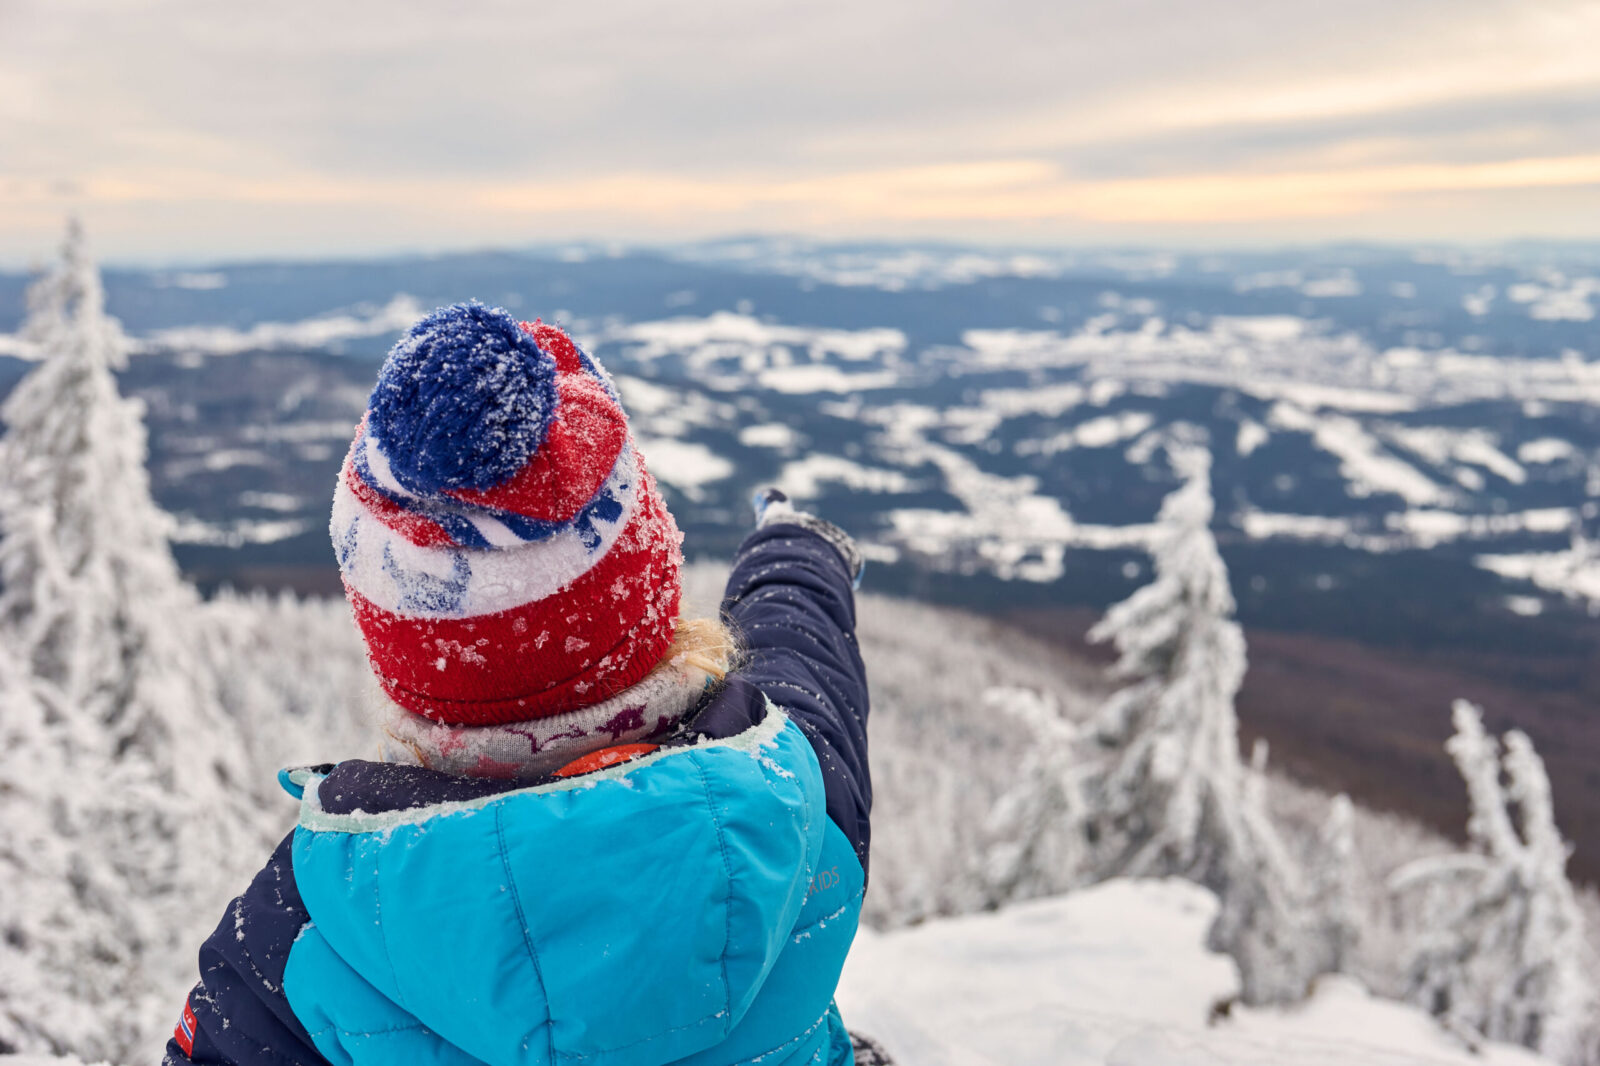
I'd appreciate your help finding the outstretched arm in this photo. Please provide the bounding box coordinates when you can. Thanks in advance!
[721,490,872,876]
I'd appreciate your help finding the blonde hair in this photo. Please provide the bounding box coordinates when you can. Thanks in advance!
[661,615,738,682]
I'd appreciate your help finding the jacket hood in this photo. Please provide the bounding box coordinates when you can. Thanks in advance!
[280,707,827,1066]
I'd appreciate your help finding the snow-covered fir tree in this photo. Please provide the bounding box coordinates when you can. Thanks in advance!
[1393,700,1596,1063]
[1307,794,1360,977]
[1084,443,1324,1005]
[1,220,202,753]
[978,686,1083,908]
[0,221,270,1060]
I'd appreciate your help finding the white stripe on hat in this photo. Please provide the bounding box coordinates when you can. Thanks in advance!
[332,444,643,618]
[361,428,415,500]
[462,511,533,550]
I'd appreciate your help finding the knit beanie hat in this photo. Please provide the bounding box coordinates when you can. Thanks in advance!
[330,303,683,725]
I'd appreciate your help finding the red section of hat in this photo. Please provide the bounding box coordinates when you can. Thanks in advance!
[348,481,683,725]
[447,372,627,523]
[524,321,586,375]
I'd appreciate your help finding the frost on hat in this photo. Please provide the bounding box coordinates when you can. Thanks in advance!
[330,303,683,725]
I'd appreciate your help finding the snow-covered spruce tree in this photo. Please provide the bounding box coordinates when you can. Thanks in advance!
[0,221,269,1059]
[1307,793,1360,977]
[1392,701,1596,1063]
[1084,444,1323,1005]
[978,686,1083,907]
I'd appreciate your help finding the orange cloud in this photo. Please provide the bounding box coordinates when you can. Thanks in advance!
[467,154,1600,225]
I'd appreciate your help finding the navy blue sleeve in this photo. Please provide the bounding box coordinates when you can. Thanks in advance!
[721,523,872,877]
[164,833,329,1066]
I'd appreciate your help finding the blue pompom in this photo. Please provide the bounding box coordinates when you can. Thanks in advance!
[368,302,558,494]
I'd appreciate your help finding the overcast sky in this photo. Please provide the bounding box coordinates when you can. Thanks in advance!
[3,0,1597,262]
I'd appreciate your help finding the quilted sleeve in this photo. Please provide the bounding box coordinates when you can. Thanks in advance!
[163,833,329,1066]
[721,519,872,876]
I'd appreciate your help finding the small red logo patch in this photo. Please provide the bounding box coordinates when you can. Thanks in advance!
[554,743,659,778]
[174,998,198,1057]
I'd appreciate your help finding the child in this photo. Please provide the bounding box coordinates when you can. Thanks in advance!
[166,304,877,1066]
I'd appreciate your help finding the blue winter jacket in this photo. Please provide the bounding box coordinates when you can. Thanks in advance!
[166,521,871,1066]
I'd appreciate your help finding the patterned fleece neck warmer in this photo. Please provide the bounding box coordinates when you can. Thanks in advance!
[376,651,716,781]
[330,303,683,726]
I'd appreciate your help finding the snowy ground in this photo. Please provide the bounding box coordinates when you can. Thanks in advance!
[837,879,1548,1066]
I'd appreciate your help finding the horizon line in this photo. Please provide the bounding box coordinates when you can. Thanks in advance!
[5,230,1600,274]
